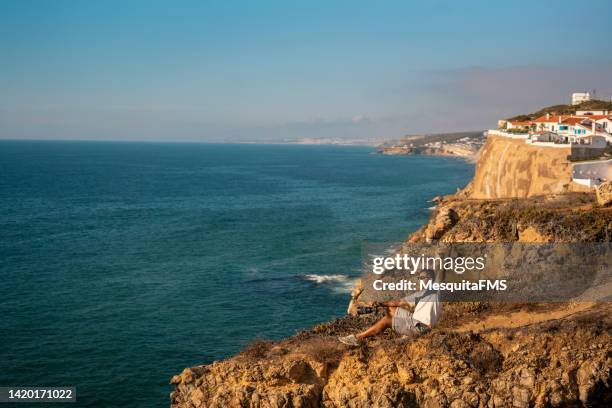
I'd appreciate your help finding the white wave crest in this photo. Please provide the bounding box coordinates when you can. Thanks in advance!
[301,274,354,293]
[302,274,349,283]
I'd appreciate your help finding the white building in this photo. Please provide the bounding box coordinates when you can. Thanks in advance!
[576,109,608,116]
[572,92,591,105]
[505,120,531,130]
[532,114,611,143]
[583,115,612,143]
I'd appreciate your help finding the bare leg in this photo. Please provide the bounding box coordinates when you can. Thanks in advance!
[355,307,396,340]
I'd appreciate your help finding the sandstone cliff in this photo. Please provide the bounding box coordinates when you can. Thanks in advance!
[469,135,590,199]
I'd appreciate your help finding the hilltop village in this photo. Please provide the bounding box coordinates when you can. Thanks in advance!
[380,94,611,188]
[493,93,611,188]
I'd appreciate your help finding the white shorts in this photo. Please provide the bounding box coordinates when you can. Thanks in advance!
[392,307,420,335]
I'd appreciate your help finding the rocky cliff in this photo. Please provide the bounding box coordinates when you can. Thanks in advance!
[469,135,590,199]
[170,138,612,407]
[170,191,612,408]
[170,303,611,408]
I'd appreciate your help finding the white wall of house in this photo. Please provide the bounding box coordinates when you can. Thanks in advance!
[487,129,529,139]
[539,121,567,133]
[594,118,612,131]
[573,178,599,187]
[576,110,608,115]
[572,92,591,105]
[507,122,529,130]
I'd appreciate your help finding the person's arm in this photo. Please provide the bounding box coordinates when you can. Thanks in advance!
[375,299,413,311]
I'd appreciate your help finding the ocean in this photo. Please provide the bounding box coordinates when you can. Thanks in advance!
[0,141,473,407]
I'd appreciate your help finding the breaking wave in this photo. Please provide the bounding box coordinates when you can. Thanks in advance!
[300,274,354,293]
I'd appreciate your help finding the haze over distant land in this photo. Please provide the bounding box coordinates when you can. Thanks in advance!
[1,1,612,142]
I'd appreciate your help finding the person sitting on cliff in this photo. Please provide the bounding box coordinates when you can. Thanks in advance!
[338,269,441,346]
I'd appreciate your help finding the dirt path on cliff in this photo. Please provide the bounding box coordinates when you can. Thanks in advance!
[452,302,596,332]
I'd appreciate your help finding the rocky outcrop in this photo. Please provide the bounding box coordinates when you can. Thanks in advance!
[409,192,612,243]
[423,207,457,242]
[170,303,612,408]
[170,191,612,408]
[470,135,590,199]
[596,181,612,207]
[171,354,326,408]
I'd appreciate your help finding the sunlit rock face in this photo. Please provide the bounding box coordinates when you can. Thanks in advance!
[470,135,590,199]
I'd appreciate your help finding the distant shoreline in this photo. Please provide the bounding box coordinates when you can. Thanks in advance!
[0,138,381,147]
[376,130,485,162]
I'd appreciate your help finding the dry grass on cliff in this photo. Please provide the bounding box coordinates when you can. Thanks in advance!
[296,337,346,365]
[425,193,612,243]
[438,302,564,330]
[427,331,504,377]
[239,326,356,366]
[240,338,274,360]
[300,313,383,338]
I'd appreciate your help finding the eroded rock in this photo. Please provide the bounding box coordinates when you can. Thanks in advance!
[170,306,612,407]
[596,181,612,207]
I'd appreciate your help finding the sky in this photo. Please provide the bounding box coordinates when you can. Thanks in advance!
[1,0,612,142]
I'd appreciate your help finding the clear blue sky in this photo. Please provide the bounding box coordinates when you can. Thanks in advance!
[1,0,611,141]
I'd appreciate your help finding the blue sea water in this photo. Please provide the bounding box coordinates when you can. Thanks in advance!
[0,141,473,407]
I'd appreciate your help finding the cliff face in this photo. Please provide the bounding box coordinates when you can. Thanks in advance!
[469,135,589,199]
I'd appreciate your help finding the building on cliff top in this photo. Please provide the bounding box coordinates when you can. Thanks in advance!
[576,109,609,116]
[499,112,612,144]
[531,114,612,143]
[572,92,591,105]
[491,97,612,188]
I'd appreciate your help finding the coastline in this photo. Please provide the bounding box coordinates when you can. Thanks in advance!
[379,147,480,162]
[376,131,485,163]
[1,142,475,408]
[169,136,612,408]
